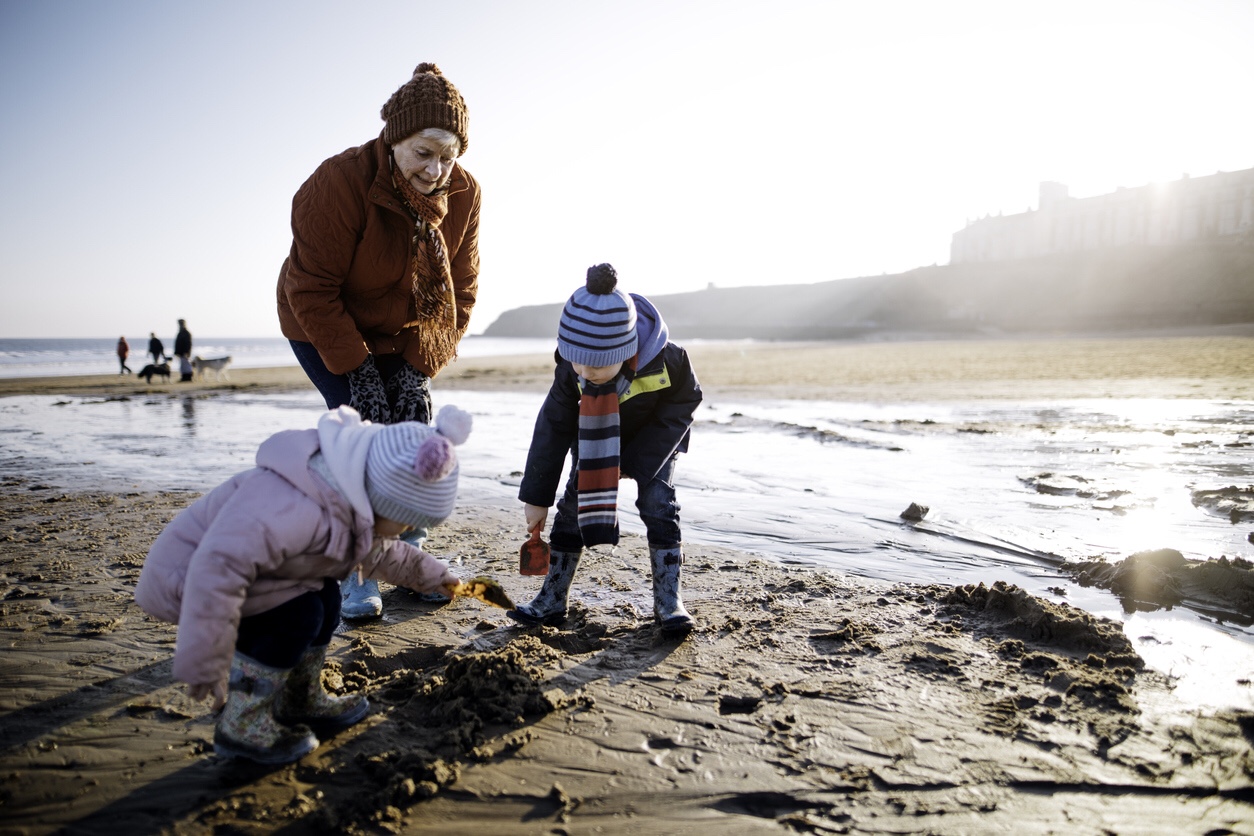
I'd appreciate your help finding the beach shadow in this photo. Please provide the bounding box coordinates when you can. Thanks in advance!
[330,585,462,639]
[0,658,173,755]
[29,606,688,833]
[491,603,692,690]
[52,744,292,834]
[234,607,686,831]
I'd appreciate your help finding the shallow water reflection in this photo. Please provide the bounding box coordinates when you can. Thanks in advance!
[180,396,197,436]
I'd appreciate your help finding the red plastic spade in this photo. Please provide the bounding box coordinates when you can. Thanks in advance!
[519,528,551,575]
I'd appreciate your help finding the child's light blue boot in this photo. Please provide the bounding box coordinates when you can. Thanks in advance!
[340,575,383,620]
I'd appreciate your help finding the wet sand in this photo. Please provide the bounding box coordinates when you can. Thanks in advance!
[2,335,1253,834]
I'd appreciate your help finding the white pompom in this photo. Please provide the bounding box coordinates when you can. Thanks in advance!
[435,404,473,445]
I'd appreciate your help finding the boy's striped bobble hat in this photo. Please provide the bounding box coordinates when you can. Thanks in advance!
[556,263,638,367]
[365,405,473,530]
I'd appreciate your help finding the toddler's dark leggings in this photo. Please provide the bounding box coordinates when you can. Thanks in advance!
[235,579,341,669]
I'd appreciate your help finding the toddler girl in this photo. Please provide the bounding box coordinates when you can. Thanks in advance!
[135,404,471,764]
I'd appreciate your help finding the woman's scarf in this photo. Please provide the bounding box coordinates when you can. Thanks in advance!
[576,378,622,547]
[391,160,460,372]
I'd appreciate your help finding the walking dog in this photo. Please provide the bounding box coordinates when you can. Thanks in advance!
[192,355,232,381]
[137,362,171,384]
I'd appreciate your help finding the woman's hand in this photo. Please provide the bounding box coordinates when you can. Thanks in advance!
[387,362,432,423]
[524,503,548,536]
[346,355,390,423]
[187,679,228,711]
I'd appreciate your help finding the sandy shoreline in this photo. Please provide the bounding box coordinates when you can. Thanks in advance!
[1,333,1252,401]
[2,335,1253,833]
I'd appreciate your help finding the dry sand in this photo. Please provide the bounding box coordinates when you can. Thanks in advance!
[2,332,1252,401]
[2,336,1253,834]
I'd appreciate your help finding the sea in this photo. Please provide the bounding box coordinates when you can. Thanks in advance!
[1,336,1251,717]
[0,336,555,378]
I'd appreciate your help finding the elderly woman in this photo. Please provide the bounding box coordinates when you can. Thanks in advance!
[276,63,481,619]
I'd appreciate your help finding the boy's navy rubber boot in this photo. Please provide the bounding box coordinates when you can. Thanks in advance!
[650,546,694,636]
[508,550,582,626]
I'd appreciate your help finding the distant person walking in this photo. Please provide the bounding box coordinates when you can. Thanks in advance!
[116,336,132,375]
[148,332,165,365]
[174,319,193,382]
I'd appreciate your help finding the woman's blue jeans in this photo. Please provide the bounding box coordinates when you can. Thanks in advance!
[549,454,681,552]
[290,340,351,410]
[290,339,428,413]
[289,340,429,547]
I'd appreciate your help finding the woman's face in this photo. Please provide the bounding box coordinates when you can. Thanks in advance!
[391,129,460,195]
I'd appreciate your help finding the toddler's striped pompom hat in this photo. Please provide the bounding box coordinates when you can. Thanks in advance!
[556,263,638,366]
[365,405,473,530]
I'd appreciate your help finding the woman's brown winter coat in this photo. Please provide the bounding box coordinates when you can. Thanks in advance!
[276,135,481,376]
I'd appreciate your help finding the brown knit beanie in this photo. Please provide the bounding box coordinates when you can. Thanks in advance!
[380,62,469,154]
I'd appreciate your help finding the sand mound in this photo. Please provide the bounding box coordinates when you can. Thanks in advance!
[1067,548,1254,623]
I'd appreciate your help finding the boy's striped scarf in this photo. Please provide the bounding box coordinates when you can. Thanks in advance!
[576,379,621,547]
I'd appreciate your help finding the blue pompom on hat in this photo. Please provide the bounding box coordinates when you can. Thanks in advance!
[364,405,472,530]
[556,264,638,367]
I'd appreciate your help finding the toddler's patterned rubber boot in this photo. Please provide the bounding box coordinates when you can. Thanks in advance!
[507,550,582,626]
[214,652,318,764]
[650,546,694,636]
[274,645,369,732]
[340,574,383,620]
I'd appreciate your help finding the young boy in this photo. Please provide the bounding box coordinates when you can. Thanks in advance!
[509,263,703,635]
[134,404,472,764]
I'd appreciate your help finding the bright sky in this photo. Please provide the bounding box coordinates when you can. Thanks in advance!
[1,0,1251,339]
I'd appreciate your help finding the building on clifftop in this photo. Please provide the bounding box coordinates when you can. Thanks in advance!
[950,166,1254,264]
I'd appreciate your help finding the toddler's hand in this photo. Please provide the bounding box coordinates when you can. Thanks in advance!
[187,679,228,711]
[438,567,461,597]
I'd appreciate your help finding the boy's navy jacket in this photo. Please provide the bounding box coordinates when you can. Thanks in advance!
[519,294,703,507]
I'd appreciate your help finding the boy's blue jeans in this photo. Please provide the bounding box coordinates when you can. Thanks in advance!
[549,454,682,552]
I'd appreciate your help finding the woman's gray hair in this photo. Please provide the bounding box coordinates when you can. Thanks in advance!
[418,127,461,157]
[392,127,461,159]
